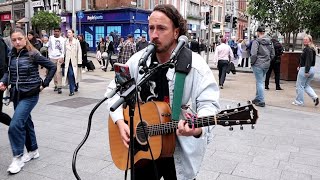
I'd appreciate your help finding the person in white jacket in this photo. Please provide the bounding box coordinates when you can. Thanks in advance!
[105,4,220,180]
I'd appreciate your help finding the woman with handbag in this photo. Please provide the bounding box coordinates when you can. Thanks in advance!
[97,37,106,68]
[0,28,56,174]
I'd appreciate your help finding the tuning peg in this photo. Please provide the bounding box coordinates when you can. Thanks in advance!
[247,100,252,105]
[251,124,255,129]
[226,105,231,109]
[229,126,233,131]
[240,125,243,130]
[237,103,241,107]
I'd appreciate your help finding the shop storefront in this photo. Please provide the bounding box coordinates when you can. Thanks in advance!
[61,8,151,51]
[0,13,11,37]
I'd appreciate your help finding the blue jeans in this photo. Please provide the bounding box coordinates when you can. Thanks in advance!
[252,66,268,102]
[67,62,76,93]
[9,95,39,156]
[294,67,318,105]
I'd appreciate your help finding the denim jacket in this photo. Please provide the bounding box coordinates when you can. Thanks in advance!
[106,50,220,180]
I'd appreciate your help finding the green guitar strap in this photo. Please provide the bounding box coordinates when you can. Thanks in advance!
[171,47,192,121]
[171,72,186,121]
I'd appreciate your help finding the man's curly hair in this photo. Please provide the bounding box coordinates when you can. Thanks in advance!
[153,4,187,39]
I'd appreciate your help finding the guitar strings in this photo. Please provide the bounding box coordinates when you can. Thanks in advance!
[134,108,250,136]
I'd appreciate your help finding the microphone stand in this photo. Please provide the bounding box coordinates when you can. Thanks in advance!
[110,62,173,180]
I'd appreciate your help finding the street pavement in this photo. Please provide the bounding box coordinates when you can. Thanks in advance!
[0,53,320,180]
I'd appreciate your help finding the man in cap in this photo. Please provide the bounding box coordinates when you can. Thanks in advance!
[136,35,149,52]
[250,26,275,107]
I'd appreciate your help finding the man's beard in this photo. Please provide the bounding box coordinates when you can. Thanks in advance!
[155,38,175,53]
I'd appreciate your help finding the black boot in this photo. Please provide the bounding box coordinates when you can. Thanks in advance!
[75,83,79,92]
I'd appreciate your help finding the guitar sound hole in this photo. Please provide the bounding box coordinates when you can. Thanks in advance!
[136,121,149,145]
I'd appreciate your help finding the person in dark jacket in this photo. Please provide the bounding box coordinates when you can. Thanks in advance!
[102,36,115,72]
[292,35,319,106]
[77,34,88,71]
[27,31,42,51]
[265,35,284,90]
[136,35,149,52]
[190,37,200,54]
[0,28,56,174]
[0,36,11,125]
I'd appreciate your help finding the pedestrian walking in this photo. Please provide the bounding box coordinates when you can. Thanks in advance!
[77,34,89,72]
[63,29,82,96]
[0,34,11,125]
[292,35,319,106]
[136,35,149,52]
[250,26,275,107]
[265,35,284,90]
[190,37,200,54]
[96,37,106,68]
[118,34,136,64]
[240,39,249,67]
[0,28,56,174]
[213,37,234,89]
[48,27,65,94]
[102,36,115,72]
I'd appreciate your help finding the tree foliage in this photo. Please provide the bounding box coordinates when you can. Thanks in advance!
[248,0,320,51]
[31,11,61,32]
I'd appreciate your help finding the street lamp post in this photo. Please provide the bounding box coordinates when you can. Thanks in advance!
[72,0,76,33]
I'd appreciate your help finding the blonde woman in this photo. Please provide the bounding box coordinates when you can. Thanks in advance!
[0,28,56,174]
[292,35,319,106]
[63,29,82,96]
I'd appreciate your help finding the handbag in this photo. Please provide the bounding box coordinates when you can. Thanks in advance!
[2,86,10,106]
[102,52,108,59]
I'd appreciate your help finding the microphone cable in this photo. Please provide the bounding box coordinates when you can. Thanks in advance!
[72,87,119,180]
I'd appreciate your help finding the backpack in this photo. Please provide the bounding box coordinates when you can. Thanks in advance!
[273,41,283,57]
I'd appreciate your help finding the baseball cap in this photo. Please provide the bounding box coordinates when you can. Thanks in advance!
[256,26,265,32]
[127,34,133,38]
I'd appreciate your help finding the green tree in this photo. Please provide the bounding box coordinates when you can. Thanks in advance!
[31,11,61,32]
[247,0,318,51]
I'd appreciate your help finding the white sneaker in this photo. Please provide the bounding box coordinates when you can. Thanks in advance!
[21,149,40,163]
[7,156,25,174]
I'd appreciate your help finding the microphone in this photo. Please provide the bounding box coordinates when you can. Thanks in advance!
[169,35,189,61]
[138,43,156,67]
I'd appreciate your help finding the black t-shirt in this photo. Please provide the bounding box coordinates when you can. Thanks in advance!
[139,55,170,103]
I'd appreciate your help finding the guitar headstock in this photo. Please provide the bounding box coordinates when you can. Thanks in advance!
[217,102,258,130]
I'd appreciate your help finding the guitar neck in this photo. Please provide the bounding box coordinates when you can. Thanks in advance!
[147,116,216,137]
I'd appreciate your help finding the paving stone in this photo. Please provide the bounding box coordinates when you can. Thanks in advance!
[248,147,290,161]
[201,157,238,174]
[232,163,281,180]
[217,173,259,180]
[81,78,106,83]
[5,171,53,180]
[280,170,312,180]
[278,161,320,177]
[276,145,299,152]
[196,170,220,180]
[252,156,279,168]
[212,151,253,163]
[299,147,320,157]
[289,152,320,167]
[49,97,100,108]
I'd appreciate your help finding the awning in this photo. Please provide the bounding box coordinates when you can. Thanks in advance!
[17,17,29,23]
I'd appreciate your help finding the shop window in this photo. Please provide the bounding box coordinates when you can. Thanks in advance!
[95,26,104,47]
[85,26,93,48]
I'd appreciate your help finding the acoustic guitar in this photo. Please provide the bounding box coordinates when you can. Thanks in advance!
[108,101,258,170]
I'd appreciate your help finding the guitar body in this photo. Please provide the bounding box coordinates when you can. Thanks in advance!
[108,101,176,170]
